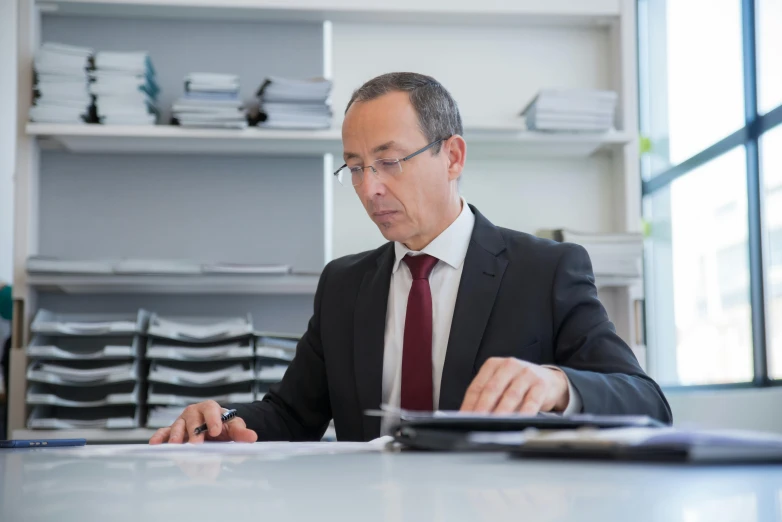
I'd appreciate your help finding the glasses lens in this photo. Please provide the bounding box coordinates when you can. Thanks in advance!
[376,159,402,177]
[351,167,364,187]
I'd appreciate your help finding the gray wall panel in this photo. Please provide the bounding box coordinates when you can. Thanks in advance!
[39,152,325,272]
[37,293,314,334]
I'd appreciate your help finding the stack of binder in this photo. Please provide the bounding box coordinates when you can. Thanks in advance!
[535,229,644,280]
[520,89,617,133]
[255,332,298,399]
[92,51,159,125]
[253,77,332,129]
[29,42,93,124]
[145,314,256,428]
[172,73,247,129]
[25,309,149,429]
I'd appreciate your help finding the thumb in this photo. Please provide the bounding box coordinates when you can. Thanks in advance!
[226,419,258,443]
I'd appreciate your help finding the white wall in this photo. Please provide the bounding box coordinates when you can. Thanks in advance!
[0,0,15,285]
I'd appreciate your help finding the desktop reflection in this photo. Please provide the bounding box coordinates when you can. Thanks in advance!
[1,446,781,522]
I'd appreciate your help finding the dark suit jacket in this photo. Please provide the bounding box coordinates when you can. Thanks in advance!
[230,205,672,441]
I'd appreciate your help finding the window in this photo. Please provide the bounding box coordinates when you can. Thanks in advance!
[762,126,782,379]
[640,0,782,388]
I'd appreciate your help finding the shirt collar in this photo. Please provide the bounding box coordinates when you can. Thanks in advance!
[392,197,476,273]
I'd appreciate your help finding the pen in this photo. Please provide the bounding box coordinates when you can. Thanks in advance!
[193,409,237,436]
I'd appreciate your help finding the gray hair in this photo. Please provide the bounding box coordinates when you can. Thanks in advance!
[345,72,463,154]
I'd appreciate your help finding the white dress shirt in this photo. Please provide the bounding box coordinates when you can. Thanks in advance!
[380,199,581,433]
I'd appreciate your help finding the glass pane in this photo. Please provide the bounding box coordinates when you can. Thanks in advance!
[638,0,745,178]
[645,147,753,385]
[761,125,782,379]
[756,0,782,114]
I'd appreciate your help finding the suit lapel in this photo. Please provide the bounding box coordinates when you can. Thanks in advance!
[353,244,394,440]
[439,207,508,410]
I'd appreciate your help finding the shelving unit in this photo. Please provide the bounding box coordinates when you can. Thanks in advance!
[11,0,644,441]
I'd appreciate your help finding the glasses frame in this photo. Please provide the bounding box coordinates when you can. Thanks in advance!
[333,138,448,187]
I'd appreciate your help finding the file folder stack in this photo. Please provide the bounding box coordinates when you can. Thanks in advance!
[254,77,332,130]
[92,51,160,125]
[520,89,617,133]
[145,314,256,428]
[255,332,298,399]
[25,309,149,429]
[535,229,644,280]
[172,73,248,129]
[29,42,94,124]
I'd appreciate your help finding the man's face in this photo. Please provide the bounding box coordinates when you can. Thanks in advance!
[341,91,454,249]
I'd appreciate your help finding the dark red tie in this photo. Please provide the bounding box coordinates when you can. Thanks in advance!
[401,254,439,411]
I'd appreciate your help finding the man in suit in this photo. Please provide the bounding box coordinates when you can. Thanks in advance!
[150,72,671,444]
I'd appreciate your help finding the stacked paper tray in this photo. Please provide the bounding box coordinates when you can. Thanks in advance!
[254,331,298,394]
[25,309,149,430]
[144,314,257,426]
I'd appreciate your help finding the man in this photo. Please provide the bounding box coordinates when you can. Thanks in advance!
[150,72,671,444]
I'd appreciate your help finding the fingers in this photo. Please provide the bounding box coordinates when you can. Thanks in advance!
[201,402,224,438]
[493,374,532,414]
[167,418,188,444]
[225,417,258,443]
[178,401,223,444]
[518,386,545,415]
[471,359,524,413]
[149,427,171,445]
[460,358,503,411]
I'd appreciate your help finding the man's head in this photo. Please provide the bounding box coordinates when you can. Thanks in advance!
[340,72,467,251]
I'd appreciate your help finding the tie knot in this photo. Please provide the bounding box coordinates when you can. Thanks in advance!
[403,254,438,280]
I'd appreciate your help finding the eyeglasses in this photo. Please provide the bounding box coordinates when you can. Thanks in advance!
[333,138,447,187]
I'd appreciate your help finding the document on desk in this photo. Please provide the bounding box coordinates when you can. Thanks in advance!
[515,427,782,463]
[58,441,390,459]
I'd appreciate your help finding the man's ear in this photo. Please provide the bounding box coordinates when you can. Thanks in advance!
[444,135,466,181]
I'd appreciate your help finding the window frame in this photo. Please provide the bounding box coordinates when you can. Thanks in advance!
[638,0,782,390]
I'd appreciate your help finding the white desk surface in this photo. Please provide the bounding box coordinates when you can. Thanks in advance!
[1,442,781,522]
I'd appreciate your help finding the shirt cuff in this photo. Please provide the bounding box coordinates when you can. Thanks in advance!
[542,365,582,415]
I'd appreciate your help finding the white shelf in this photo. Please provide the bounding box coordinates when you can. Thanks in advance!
[26,272,637,294]
[27,273,320,295]
[12,428,157,442]
[27,123,633,159]
[37,0,620,26]
[595,275,642,289]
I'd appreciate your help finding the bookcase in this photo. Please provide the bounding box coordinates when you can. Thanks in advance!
[10,0,643,440]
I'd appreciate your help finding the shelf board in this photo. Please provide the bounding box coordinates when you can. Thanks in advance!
[595,275,642,289]
[27,273,320,295]
[37,0,620,26]
[27,123,633,159]
[13,428,157,442]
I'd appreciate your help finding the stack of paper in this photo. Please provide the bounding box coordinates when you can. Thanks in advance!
[29,42,93,124]
[535,229,643,279]
[24,309,148,429]
[254,77,332,129]
[172,73,247,129]
[147,406,187,428]
[145,314,257,425]
[27,406,140,429]
[91,51,159,125]
[520,89,617,132]
[255,332,298,394]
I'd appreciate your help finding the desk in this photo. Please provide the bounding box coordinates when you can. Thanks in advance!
[1,443,781,522]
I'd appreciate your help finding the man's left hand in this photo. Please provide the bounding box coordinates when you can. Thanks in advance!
[459,358,569,414]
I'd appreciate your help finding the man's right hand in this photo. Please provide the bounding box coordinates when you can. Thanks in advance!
[148,400,258,444]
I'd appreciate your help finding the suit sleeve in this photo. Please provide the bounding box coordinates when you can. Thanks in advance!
[551,243,673,424]
[223,264,333,441]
